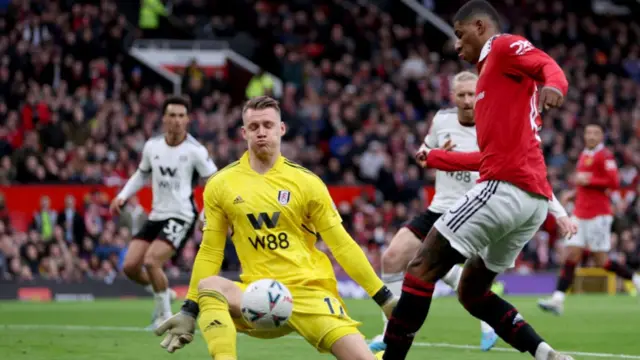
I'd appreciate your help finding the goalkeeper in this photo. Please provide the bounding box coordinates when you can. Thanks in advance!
[155,96,397,360]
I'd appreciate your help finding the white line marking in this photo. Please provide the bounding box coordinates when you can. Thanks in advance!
[2,324,638,359]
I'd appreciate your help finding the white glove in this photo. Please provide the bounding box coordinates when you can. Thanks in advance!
[154,311,196,353]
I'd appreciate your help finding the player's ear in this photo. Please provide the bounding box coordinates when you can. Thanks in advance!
[241,126,247,141]
[475,18,486,36]
[280,121,286,136]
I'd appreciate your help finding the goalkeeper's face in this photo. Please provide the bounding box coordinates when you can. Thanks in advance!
[242,108,286,160]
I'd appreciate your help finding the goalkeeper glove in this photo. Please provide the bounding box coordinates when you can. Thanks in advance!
[154,300,199,353]
[372,285,398,319]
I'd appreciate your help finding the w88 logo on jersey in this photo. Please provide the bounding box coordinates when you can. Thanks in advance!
[447,171,472,183]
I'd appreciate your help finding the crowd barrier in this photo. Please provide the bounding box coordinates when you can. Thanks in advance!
[1,271,630,301]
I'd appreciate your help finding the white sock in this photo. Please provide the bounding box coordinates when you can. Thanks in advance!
[144,284,154,294]
[534,342,553,360]
[442,264,463,290]
[480,321,493,334]
[551,290,565,302]
[155,290,172,317]
[380,271,404,330]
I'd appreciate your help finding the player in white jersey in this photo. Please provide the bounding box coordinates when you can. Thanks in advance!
[369,71,576,353]
[109,96,217,329]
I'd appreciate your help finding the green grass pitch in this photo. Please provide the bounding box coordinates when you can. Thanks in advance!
[1,295,638,359]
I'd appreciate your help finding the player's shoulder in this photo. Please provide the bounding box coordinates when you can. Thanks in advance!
[492,34,535,54]
[281,158,325,187]
[598,147,615,159]
[433,108,458,125]
[184,133,204,146]
[144,134,164,148]
[205,160,242,188]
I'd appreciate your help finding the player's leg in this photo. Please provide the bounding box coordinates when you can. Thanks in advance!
[458,195,573,359]
[331,333,376,360]
[369,227,423,351]
[144,218,195,325]
[381,228,466,359]
[196,276,244,360]
[537,244,583,315]
[382,181,512,360]
[287,289,374,360]
[381,227,422,301]
[588,216,640,289]
[144,240,175,321]
[459,256,569,359]
[122,239,152,286]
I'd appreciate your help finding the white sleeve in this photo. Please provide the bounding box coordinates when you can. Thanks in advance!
[116,170,149,201]
[116,142,152,200]
[548,193,568,219]
[138,141,152,173]
[424,115,439,148]
[194,146,217,178]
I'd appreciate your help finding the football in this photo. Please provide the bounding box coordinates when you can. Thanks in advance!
[241,279,293,329]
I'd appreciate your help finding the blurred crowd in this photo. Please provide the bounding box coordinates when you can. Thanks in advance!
[1,0,640,282]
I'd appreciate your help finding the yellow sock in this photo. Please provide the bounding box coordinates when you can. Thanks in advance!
[198,290,238,360]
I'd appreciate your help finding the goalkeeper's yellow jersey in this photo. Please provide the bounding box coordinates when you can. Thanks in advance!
[197,151,344,289]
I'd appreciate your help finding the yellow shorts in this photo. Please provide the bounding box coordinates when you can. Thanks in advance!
[232,281,363,352]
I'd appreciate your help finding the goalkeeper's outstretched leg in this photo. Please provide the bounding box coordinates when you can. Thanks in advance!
[196,276,243,360]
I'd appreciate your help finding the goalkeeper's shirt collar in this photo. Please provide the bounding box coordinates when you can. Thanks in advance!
[240,151,285,174]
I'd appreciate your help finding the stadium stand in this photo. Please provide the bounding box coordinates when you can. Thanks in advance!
[0,0,639,284]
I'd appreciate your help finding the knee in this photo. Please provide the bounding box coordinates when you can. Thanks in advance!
[457,284,484,314]
[564,247,582,265]
[143,252,164,269]
[382,246,404,273]
[122,261,141,278]
[198,275,228,293]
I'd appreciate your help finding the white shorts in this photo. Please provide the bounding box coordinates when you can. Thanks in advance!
[434,180,549,273]
[564,215,613,252]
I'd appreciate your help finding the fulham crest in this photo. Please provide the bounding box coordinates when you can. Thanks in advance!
[277,190,291,205]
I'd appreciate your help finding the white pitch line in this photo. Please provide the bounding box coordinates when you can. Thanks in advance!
[1,324,639,359]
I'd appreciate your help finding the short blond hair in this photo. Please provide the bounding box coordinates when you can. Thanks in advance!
[452,71,478,88]
[242,96,281,115]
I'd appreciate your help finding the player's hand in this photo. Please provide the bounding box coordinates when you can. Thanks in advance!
[538,86,564,112]
[441,139,456,151]
[109,198,126,215]
[556,216,578,239]
[380,296,399,319]
[574,172,591,186]
[415,143,431,168]
[154,311,196,353]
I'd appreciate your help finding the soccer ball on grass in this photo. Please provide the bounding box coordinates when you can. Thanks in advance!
[241,279,293,329]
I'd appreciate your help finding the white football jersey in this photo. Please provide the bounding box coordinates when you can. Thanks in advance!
[424,108,480,213]
[139,134,217,222]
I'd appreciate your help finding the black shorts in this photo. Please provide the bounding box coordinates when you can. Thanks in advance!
[133,218,196,253]
[403,210,443,241]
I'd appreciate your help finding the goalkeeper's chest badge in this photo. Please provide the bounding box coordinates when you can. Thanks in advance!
[277,190,291,205]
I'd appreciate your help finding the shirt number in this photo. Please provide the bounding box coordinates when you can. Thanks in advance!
[510,40,534,56]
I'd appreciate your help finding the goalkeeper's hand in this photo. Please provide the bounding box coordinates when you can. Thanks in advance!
[380,295,399,319]
[154,311,196,353]
[373,285,398,319]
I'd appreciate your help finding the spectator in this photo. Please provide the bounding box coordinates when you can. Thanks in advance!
[31,196,57,242]
[57,195,85,246]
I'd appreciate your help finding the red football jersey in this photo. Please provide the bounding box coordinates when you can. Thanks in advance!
[472,34,568,199]
[574,144,619,219]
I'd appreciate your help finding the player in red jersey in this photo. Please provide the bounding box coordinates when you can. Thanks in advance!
[538,123,640,315]
[377,1,574,360]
